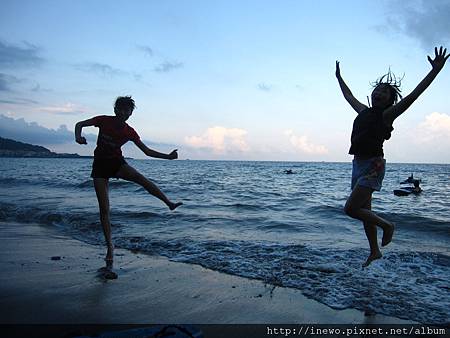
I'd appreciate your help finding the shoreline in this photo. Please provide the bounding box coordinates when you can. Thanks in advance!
[0,221,415,334]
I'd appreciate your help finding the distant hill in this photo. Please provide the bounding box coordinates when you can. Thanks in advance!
[0,136,89,158]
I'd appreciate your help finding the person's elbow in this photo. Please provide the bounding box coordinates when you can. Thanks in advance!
[75,121,87,130]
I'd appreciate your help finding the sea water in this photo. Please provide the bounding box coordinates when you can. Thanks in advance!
[0,158,449,324]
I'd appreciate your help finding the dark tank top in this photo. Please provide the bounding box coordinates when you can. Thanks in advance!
[349,107,393,157]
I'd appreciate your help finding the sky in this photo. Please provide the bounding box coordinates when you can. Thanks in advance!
[1,0,449,163]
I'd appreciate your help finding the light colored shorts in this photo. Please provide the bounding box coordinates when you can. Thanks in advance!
[351,156,386,191]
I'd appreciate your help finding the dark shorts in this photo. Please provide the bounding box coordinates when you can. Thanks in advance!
[351,156,386,191]
[91,157,127,179]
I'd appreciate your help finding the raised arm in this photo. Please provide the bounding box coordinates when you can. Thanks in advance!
[335,61,368,114]
[74,117,97,144]
[134,139,178,160]
[383,46,449,125]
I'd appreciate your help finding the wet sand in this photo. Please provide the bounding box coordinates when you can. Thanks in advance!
[0,221,415,337]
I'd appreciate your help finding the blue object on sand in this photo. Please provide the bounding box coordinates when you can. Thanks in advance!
[75,325,203,338]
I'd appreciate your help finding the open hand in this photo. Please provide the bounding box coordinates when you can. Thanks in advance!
[167,149,178,160]
[428,46,449,72]
[335,60,341,78]
[76,136,87,144]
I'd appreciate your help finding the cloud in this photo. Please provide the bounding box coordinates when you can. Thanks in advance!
[0,97,39,105]
[154,61,183,73]
[0,114,87,145]
[0,40,44,68]
[380,0,450,49]
[0,73,22,92]
[284,130,328,155]
[0,114,177,157]
[38,102,88,115]
[185,126,250,154]
[416,112,450,142]
[31,83,52,92]
[257,83,273,92]
[0,74,12,91]
[137,45,154,57]
[75,62,125,77]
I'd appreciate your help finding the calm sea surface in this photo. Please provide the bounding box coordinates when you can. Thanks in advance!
[0,158,449,323]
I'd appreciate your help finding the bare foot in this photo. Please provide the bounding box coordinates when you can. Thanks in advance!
[362,251,382,268]
[381,223,395,247]
[98,265,118,279]
[169,201,183,211]
[103,270,118,279]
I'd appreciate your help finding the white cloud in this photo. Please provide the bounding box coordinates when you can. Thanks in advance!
[416,112,450,142]
[284,130,328,155]
[380,0,450,50]
[185,126,250,154]
[38,102,87,115]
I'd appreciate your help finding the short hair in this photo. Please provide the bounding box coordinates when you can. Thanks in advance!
[371,70,403,105]
[114,96,135,112]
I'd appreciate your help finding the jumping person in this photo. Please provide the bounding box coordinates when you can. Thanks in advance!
[336,47,448,267]
[75,96,182,274]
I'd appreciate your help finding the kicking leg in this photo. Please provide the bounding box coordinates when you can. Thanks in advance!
[361,197,382,267]
[116,164,182,210]
[344,185,394,247]
[93,178,114,262]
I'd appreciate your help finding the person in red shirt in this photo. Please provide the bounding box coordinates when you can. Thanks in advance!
[75,96,182,274]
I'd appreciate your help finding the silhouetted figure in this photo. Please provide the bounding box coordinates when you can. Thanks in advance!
[284,169,294,174]
[394,179,422,196]
[336,46,448,267]
[75,96,182,276]
[400,173,415,184]
[411,179,422,194]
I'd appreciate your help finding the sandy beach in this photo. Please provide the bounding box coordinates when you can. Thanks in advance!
[0,221,416,337]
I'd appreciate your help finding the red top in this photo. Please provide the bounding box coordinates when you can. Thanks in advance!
[92,115,140,159]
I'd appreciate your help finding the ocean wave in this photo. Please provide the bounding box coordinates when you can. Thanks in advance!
[0,202,97,229]
[0,177,33,185]
[380,212,450,237]
[306,204,344,217]
[306,205,450,238]
[0,175,136,190]
[112,236,450,324]
[0,202,164,231]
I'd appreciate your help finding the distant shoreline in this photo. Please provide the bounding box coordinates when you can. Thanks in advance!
[0,136,91,159]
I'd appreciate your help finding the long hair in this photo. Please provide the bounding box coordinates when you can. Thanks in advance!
[371,70,403,105]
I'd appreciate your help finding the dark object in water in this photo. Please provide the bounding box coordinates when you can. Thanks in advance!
[401,173,415,184]
[396,174,422,196]
[393,187,422,196]
[284,169,294,174]
[401,173,421,184]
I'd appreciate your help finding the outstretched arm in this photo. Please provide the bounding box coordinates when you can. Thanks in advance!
[384,46,449,125]
[74,118,96,144]
[335,61,368,114]
[134,139,178,160]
